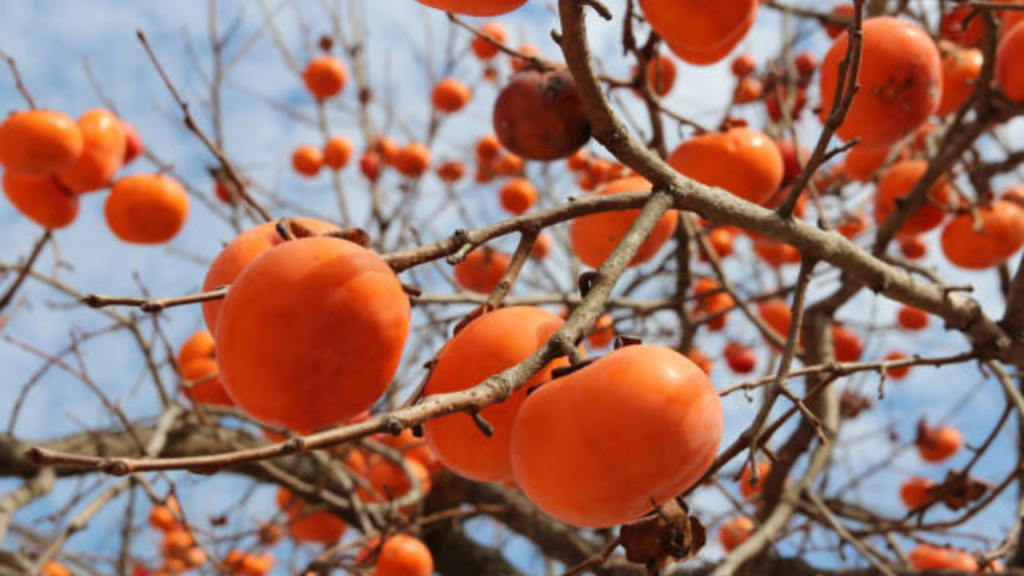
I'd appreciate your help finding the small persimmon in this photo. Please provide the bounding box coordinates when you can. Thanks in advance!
[897,306,929,331]
[276,488,347,544]
[900,236,928,260]
[588,313,615,349]
[302,55,347,99]
[731,53,755,77]
[942,199,1024,270]
[431,78,472,113]
[394,143,431,178]
[739,461,771,499]
[437,161,467,183]
[42,561,71,576]
[372,534,434,576]
[719,516,755,552]
[873,160,952,238]
[937,44,983,116]
[900,476,936,508]
[0,109,83,173]
[724,342,756,374]
[181,358,235,407]
[453,247,510,293]
[56,109,125,194]
[884,351,911,380]
[917,423,963,463]
[292,145,324,177]
[323,135,354,170]
[824,4,855,38]
[121,119,144,165]
[909,545,978,571]
[531,232,553,259]
[498,177,538,215]
[363,456,432,501]
[104,173,189,244]
[475,134,502,162]
[471,22,506,60]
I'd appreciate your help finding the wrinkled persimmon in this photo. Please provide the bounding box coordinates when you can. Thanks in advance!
[941,199,1024,269]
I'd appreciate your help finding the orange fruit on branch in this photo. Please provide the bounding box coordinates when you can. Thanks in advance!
[493,67,591,161]
[104,173,189,244]
[941,199,1024,269]
[412,0,527,16]
[668,127,784,206]
[0,109,83,173]
[2,171,79,229]
[56,108,126,194]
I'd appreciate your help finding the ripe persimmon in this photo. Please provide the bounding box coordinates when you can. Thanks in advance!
[431,78,472,113]
[719,517,754,552]
[884,351,911,380]
[276,488,347,544]
[120,119,144,165]
[302,55,347,99]
[382,429,440,473]
[238,552,274,576]
[752,235,801,267]
[436,161,467,183]
[897,306,929,331]
[638,0,758,65]
[177,330,214,367]
[476,134,502,162]
[215,236,410,430]
[569,177,678,269]
[511,344,723,528]
[423,307,570,482]
[941,200,1024,269]
[498,177,538,215]
[364,456,432,502]
[323,136,353,170]
[820,17,942,149]
[104,173,189,244]
[917,423,963,463]
[731,53,755,77]
[843,143,905,183]
[371,534,434,576]
[900,476,935,508]
[413,0,526,16]
[873,160,952,237]
[453,247,510,293]
[360,151,381,181]
[824,4,855,38]
[633,53,677,96]
[668,127,784,205]
[739,461,771,499]
[900,235,928,259]
[531,232,553,259]
[909,545,978,571]
[758,299,792,343]
[734,77,764,103]
[725,342,756,374]
[292,145,324,177]
[937,44,983,116]
[42,561,71,576]
[201,218,339,333]
[180,358,235,407]
[832,325,863,362]
[394,143,431,178]
[997,23,1024,102]
[0,109,83,173]
[471,22,507,60]
[493,67,591,161]
[56,109,126,194]
[2,171,79,229]
[588,313,615,349]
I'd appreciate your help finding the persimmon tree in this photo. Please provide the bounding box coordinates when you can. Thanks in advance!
[1,1,1024,575]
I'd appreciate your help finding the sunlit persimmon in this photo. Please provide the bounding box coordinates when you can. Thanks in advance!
[162,528,194,555]
[2,171,79,229]
[719,516,755,552]
[566,148,589,172]
[292,145,324,177]
[897,306,929,331]
[917,424,963,463]
[884,351,911,380]
[183,547,207,568]
[494,152,524,176]
[941,200,1024,269]
[758,299,792,342]
[874,160,952,237]
[201,218,339,333]
[638,0,758,65]
[394,143,431,177]
[276,488,347,544]
[997,23,1024,102]
[453,247,510,293]
[941,6,985,47]
[215,237,410,430]
[707,227,736,258]
[471,22,507,60]
[371,534,434,576]
[511,345,723,528]
[794,50,818,76]
[739,461,771,499]
[820,17,942,149]
[824,3,854,38]
[494,67,591,161]
[105,173,189,244]
[668,127,784,205]
[0,109,83,173]
[900,476,935,508]
[413,0,526,16]
[431,78,472,113]
[499,177,538,214]
[181,358,235,407]
[323,135,354,170]
[148,503,178,531]
[531,232,553,259]
[909,545,978,571]
[568,177,679,269]
[302,55,347,99]
[937,44,983,116]
[372,135,400,164]
[725,342,756,374]
[56,109,125,193]
[587,313,615,349]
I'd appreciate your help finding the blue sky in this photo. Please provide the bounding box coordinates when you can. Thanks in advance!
[1,1,1023,574]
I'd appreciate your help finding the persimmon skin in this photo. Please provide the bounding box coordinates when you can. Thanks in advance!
[413,0,526,17]
[453,248,510,293]
[638,0,758,65]
[499,177,538,215]
[394,143,431,178]
[431,78,472,113]
[56,109,126,194]
[843,144,905,183]
[493,67,592,161]
[739,461,771,499]
[569,177,679,269]
[180,358,235,407]
[214,237,410,431]
[104,173,189,244]
[2,171,79,229]
[873,160,952,238]
[511,344,723,528]
[937,45,983,117]
[201,218,340,333]
[997,23,1024,103]
[719,516,754,552]
[820,17,942,149]
[302,55,347,99]
[364,456,432,501]
[373,534,434,576]
[918,425,962,463]
[323,136,354,170]
[0,110,83,173]
[276,488,347,544]
[668,128,785,206]
[900,476,935,508]
[898,306,930,331]
[909,545,978,571]
[941,200,1024,269]
[423,307,571,482]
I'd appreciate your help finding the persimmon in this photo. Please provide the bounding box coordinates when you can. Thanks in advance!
[493,67,591,161]
[54,109,125,194]
[475,134,502,161]
[258,523,284,546]
[997,23,1024,102]
[414,0,526,16]
[884,351,911,380]
[764,84,808,122]
[494,152,524,176]
[105,173,189,244]
[276,488,347,544]
[423,307,570,481]
[383,429,440,473]
[588,313,615,349]
[832,325,863,362]
[725,342,756,374]
[937,45,983,116]
[120,118,144,164]
[302,55,347,99]
[898,306,930,331]
[323,135,353,170]
[498,177,538,215]
[364,456,432,501]
[453,247,510,293]
[292,145,324,177]
[566,148,589,171]
[774,139,808,185]
[184,548,207,568]
[941,200,1024,269]
[215,236,410,430]
[0,109,83,173]
[668,127,784,205]
[731,53,755,77]
[177,330,214,367]
[436,161,466,183]
[900,235,927,260]
[824,4,854,38]
[909,545,978,571]
[372,534,434,576]
[471,22,507,60]
[201,218,339,332]
[372,135,400,164]
[734,76,764,103]
[752,235,801,267]
[181,358,235,407]
[394,143,431,178]
[162,528,194,555]
[360,151,381,181]
[431,78,472,113]
[148,504,178,531]
[531,232,553,259]
[511,344,723,528]
[843,143,904,183]
[900,476,935,508]
[837,213,869,240]
[941,6,985,47]
[873,160,952,237]
[568,177,679,269]
[2,171,79,229]
[820,17,942,149]
[633,53,677,96]
[739,461,770,499]
[512,43,542,73]
[794,51,818,76]
[917,423,963,463]
[707,227,736,258]
[638,0,758,65]
[758,299,792,342]
[42,561,71,576]
[719,516,755,552]
[239,552,274,576]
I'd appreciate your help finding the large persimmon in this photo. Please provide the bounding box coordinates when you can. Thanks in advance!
[873,160,952,237]
[2,171,79,229]
[638,0,758,65]
[820,17,942,149]
[493,67,591,161]
[511,344,723,528]
[569,177,679,269]
[423,307,571,482]
[214,236,410,430]
[412,0,527,16]
[56,109,126,194]
[0,109,83,173]
[667,128,784,206]
[276,489,347,544]
[941,200,1024,269]
[202,218,340,333]
[104,173,189,244]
